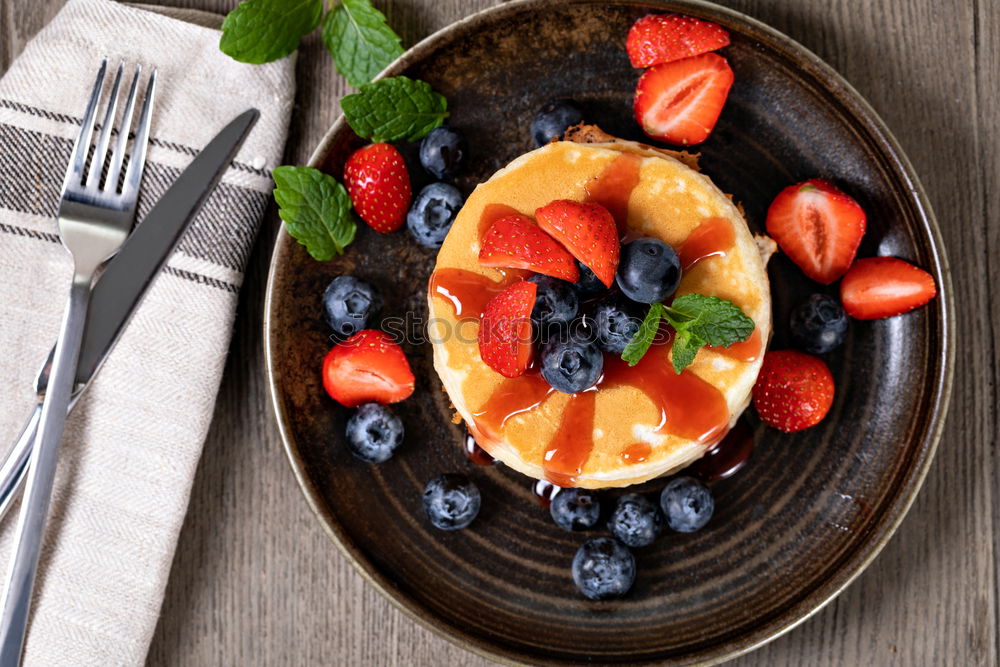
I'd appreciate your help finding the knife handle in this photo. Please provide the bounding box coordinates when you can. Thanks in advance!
[0,407,37,521]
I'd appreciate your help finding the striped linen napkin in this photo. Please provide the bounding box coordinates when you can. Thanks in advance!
[0,0,294,663]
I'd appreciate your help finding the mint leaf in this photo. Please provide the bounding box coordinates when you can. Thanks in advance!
[220,0,323,64]
[341,76,448,142]
[664,294,755,347]
[273,166,356,261]
[621,303,664,367]
[669,328,704,374]
[322,0,404,89]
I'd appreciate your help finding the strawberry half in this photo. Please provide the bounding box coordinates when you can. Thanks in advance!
[633,52,734,146]
[840,257,937,320]
[627,13,731,68]
[752,350,834,433]
[479,213,579,281]
[478,281,537,378]
[344,143,411,233]
[765,179,867,284]
[322,329,415,407]
[534,200,619,287]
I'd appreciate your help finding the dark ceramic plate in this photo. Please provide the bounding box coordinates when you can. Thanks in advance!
[265,0,953,663]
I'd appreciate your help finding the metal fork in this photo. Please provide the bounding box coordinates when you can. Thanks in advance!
[0,60,156,664]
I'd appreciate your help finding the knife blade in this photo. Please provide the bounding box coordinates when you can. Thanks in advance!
[0,108,260,520]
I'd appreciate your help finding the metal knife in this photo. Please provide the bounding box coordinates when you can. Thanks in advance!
[0,108,259,520]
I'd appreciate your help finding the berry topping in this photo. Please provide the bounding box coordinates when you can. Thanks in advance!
[660,476,714,533]
[540,334,603,394]
[574,260,607,299]
[572,537,636,600]
[752,349,835,433]
[407,182,463,248]
[633,52,734,146]
[535,200,619,287]
[616,238,682,304]
[419,126,466,179]
[593,293,644,354]
[322,329,415,408]
[345,403,404,463]
[790,294,848,354]
[765,179,867,284]
[527,275,579,330]
[478,280,537,378]
[608,493,663,547]
[423,473,481,531]
[322,275,382,339]
[531,99,585,146]
[626,14,731,68]
[343,143,412,234]
[550,488,602,531]
[840,257,937,320]
[479,213,580,281]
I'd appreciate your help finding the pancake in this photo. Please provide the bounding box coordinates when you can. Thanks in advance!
[427,138,772,489]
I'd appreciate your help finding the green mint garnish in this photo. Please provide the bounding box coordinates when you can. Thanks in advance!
[621,294,754,373]
[621,303,665,367]
[341,75,449,142]
[273,166,356,261]
[219,0,323,64]
[322,0,404,89]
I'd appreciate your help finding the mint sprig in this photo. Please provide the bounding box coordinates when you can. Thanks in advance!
[322,0,404,89]
[220,0,323,64]
[273,166,356,261]
[341,76,448,142]
[621,295,754,373]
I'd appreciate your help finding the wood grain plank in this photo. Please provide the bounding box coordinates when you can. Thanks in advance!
[1,0,995,665]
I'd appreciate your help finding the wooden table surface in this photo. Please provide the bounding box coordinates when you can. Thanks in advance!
[4,0,998,664]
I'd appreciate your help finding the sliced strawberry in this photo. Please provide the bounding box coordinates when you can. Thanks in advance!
[765,179,867,284]
[534,200,619,287]
[478,281,537,378]
[322,329,415,407]
[479,213,579,281]
[840,257,937,320]
[633,52,734,146]
[752,350,834,433]
[343,143,411,233]
[627,13,731,68]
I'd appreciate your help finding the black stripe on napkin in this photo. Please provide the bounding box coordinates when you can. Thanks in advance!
[0,122,268,275]
[0,98,271,178]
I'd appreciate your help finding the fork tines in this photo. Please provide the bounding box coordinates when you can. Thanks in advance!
[64,59,157,200]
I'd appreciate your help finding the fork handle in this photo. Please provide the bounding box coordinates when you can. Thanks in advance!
[0,407,40,523]
[0,274,92,665]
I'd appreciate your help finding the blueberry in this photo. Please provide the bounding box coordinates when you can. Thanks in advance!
[616,239,682,304]
[572,537,636,600]
[660,476,714,533]
[550,488,602,531]
[608,493,663,547]
[423,473,481,531]
[419,126,466,179]
[593,294,644,354]
[323,276,382,339]
[531,99,585,146]
[407,182,463,248]
[528,275,579,331]
[540,335,603,394]
[574,261,607,299]
[790,294,848,354]
[345,403,403,463]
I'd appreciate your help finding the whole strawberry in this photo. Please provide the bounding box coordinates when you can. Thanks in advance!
[344,143,411,233]
[752,350,834,433]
